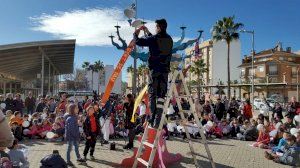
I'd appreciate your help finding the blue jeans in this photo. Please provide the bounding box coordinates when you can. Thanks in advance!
[67,140,80,162]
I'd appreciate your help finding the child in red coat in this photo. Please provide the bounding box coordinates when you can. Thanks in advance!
[253,126,270,148]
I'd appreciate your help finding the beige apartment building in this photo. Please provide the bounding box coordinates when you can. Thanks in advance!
[239,42,300,100]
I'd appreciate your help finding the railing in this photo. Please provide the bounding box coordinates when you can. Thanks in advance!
[269,71,278,75]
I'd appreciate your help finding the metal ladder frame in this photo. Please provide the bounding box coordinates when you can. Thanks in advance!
[133,70,216,168]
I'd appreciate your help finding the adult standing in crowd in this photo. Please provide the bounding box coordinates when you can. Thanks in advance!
[58,93,67,113]
[286,96,299,119]
[36,98,47,112]
[272,102,283,120]
[123,94,135,149]
[5,93,14,112]
[25,92,35,115]
[243,99,253,120]
[100,97,113,144]
[13,93,24,114]
[215,98,225,121]
[65,104,85,166]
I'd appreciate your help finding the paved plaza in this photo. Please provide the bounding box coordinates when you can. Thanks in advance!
[24,136,289,168]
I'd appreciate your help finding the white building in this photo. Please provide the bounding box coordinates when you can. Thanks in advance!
[185,39,241,95]
[86,65,122,94]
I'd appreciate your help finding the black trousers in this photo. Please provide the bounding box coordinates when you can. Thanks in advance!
[148,70,168,126]
[83,133,97,156]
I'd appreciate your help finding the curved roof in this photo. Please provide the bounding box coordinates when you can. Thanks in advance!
[0,40,75,81]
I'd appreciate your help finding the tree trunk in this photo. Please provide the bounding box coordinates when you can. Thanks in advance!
[227,42,231,100]
[197,73,201,99]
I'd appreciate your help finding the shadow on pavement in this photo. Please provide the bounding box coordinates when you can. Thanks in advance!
[173,156,234,168]
[88,158,121,168]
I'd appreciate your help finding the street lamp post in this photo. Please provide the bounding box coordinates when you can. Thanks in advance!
[241,30,255,106]
[297,67,299,101]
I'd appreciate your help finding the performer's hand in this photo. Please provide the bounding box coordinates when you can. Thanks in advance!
[142,26,150,35]
[134,28,141,36]
[87,136,91,139]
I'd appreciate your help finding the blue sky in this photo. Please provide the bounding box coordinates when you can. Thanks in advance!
[0,0,300,81]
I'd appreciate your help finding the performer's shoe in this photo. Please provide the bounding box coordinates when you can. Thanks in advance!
[67,162,74,166]
[90,155,95,160]
[102,140,109,144]
[83,156,87,161]
[123,143,133,149]
[77,158,86,163]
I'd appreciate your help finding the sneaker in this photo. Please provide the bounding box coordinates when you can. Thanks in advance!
[77,158,86,162]
[102,140,109,144]
[264,151,274,160]
[67,162,74,166]
[83,156,87,161]
[90,155,95,160]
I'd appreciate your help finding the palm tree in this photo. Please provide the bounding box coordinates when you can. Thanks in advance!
[82,60,104,91]
[189,59,208,99]
[127,65,134,91]
[138,64,148,88]
[212,16,243,99]
[93,60,104,93]
[82,62,93,90]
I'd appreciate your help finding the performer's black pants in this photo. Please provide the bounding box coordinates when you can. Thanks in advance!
[148,70,168,127]
[83,132,97,156]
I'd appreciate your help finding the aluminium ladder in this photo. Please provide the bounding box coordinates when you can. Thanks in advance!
[132,70,216,168]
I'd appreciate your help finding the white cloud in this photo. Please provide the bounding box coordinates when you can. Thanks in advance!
[30,8,156,46]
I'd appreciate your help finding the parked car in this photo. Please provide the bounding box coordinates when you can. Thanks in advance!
[266,98,275,108]
[253,98,264,110]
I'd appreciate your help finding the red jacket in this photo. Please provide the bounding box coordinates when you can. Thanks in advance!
[244,104,252,119]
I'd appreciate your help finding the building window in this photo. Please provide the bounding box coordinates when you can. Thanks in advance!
[249,68,255,76]
[241,68,245,76]
[292,67,298,76]
[257,66,264,72]
[269,64,278,75]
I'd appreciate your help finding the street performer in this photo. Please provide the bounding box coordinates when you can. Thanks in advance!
[134,19,173,128]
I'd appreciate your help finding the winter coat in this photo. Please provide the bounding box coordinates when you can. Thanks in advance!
[243,104,253,120]
[215,102,225,120]
[278,143,300,166]
[65,115,80,141]
[83,113,100,137]
[244,125,258,141]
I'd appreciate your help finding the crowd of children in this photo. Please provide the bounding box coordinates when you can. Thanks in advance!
[0,91,299,167]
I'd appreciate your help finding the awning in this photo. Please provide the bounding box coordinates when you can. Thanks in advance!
[0,40,75,81]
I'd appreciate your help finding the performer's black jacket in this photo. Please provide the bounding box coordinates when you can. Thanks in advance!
[134,31,173,73]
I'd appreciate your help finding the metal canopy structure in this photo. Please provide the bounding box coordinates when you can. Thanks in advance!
[0,39,75,80]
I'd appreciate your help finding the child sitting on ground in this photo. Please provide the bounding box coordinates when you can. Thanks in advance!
[210,122,223,138]
[218,119,231,137]
[11,121,23,141]
[265,134,300,167]
[38,119,52,139]
[48,122,65,142]
[271,132,288,153]
[230,118,241,138]
[9,111,23,126]
[8,139,29,168]
[253,125,270,148]
[5,110,13,122]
